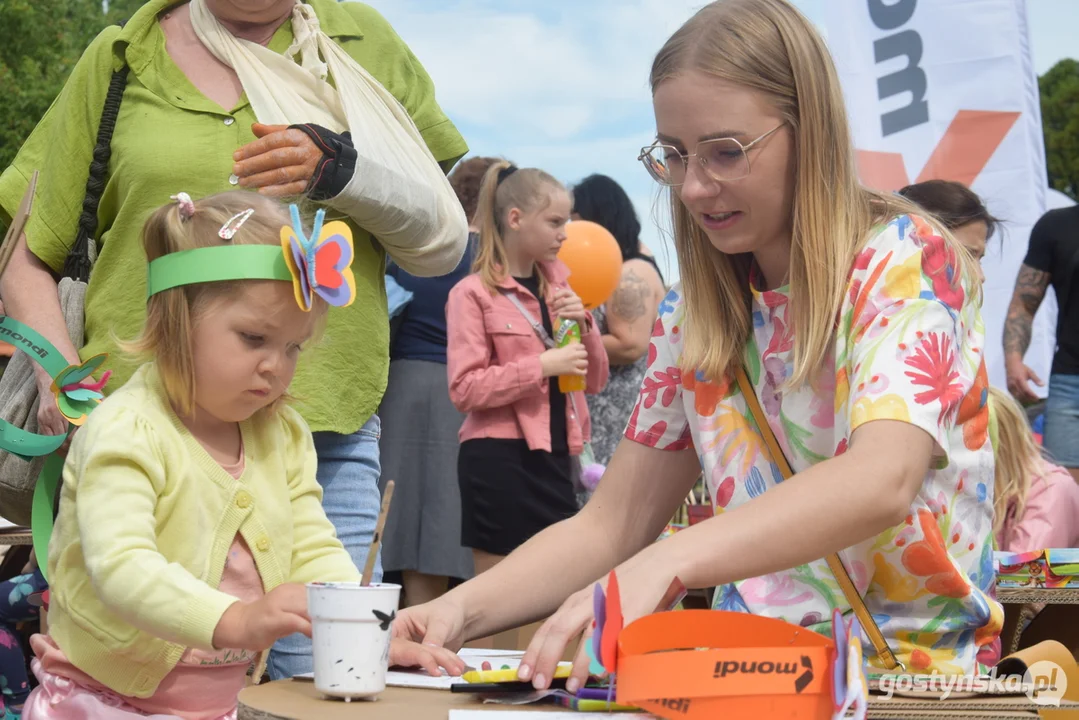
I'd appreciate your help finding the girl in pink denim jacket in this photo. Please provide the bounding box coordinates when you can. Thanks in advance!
[446,161,609,576]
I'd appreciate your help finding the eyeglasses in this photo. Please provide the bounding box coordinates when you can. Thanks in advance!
[637,123,785,186]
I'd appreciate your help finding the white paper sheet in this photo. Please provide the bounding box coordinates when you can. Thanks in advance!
[295,648,533,690]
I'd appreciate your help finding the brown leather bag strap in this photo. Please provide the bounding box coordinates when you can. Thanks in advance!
[734,365,902,671]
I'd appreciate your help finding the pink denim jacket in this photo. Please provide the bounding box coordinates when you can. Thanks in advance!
[446,261,609,454]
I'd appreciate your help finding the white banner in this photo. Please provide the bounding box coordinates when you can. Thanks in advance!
[823,0,1056,395]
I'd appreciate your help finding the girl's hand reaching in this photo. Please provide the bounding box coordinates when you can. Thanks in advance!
[540,344,588,378]
[550,289,589,327]
[212,583,311,651]
[390,638,467,678]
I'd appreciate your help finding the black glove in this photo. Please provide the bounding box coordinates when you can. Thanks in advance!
[288,123,357,202]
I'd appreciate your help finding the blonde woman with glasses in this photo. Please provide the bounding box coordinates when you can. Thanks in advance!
[395,0,1002,686]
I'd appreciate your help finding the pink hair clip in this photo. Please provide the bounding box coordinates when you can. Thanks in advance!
[219,208,255,240]
[170,192,195,221]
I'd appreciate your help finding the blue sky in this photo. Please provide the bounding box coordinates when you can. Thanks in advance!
[369,0,1078,282]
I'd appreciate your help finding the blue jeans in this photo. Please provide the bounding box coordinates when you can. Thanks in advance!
[1044,374,1079,467]
[267,415,384,680]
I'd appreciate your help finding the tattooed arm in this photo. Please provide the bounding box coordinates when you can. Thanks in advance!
[1003,263,1050,403]
[602,260,663,366]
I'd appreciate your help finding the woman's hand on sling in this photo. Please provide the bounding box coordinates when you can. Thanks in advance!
[232,123,323,197]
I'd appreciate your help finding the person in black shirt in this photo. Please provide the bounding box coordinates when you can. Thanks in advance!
[1004,205,1079,480]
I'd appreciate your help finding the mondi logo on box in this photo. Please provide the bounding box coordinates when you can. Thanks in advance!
[877,661,1067,706]
[713,656,815,693]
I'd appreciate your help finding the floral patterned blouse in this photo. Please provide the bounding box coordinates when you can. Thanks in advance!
[625,214,1003,675]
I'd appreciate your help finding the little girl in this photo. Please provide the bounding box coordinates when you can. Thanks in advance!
[446,162,609,577]
[990,386,1079,551]
[24,191,462,719]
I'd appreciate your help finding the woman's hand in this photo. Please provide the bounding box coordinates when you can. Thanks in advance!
[550,289,589,327]
[392,594,469,653]
[389,638,467,678]
[519,542,683,693]
[233,123,323,197]
[234,123,356,200]
[34,373,72,455]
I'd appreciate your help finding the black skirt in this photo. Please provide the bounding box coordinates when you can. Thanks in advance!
[458,438,578,556]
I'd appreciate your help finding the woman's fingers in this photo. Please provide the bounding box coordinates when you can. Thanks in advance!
[567,623,595,694]
[233,126,302,161]
[235,148,314,181]
[239,164,311,188]
[258,180,311,198]
[520,594,591,689]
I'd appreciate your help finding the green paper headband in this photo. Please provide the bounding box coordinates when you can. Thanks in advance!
[144,203,358,312]
[146,245,293,299]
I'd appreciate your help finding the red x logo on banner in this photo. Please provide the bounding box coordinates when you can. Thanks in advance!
[856,110,1020,191]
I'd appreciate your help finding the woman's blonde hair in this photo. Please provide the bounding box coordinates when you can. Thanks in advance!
[989,386,1044,539]
[650,0,981,385]
[123,190,327,417]
[472,160,565,295]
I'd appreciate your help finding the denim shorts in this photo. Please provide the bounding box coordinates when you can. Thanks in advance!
[267,415,384,680]
[1043,374,1079,467]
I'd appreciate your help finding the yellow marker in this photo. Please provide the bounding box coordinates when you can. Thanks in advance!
[462,664,573,684]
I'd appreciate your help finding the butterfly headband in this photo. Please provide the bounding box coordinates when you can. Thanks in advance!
[145,203,357,312]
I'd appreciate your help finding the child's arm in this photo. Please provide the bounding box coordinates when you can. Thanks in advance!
[446,283,547,412]
[280,409,362,584]
[73,413,241,651]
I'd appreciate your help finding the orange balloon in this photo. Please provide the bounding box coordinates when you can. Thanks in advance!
[558,220,622,309]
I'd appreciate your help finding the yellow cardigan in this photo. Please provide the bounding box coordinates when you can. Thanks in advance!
[46,364,360,697]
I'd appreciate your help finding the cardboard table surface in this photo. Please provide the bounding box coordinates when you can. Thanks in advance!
[238,680,578,720]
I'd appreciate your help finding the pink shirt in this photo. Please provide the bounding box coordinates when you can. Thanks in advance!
[997,458,1079,552]
[446,261,609,455]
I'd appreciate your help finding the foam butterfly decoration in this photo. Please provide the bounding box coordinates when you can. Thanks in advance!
[831,608,868,720]
[49,354,111,426]
[281,205,357,312]
[585,570,623,706]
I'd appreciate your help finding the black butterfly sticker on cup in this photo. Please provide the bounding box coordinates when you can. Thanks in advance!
[373,609,396,631]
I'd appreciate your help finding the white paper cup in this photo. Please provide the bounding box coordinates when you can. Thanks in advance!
[307,582,401,700]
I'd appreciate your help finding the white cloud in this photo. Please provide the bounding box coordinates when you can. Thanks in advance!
[363,0,840,283]
[371,0,710,141]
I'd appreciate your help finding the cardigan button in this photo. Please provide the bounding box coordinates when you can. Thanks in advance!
[256,537,270,552]
[236,491,252,509]
[223,117,235,126]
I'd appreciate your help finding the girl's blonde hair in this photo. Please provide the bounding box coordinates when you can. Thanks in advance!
[123,190,327,417]
[651,0,981,385]
[472,160,565,295]
[989,386,1044,539]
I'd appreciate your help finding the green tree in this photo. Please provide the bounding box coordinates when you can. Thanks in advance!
[0,0,144,171]
[1040,58,1079,201]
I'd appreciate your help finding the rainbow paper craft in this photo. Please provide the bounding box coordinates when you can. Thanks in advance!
[996,549,1079,589]
[0,315,113,580]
